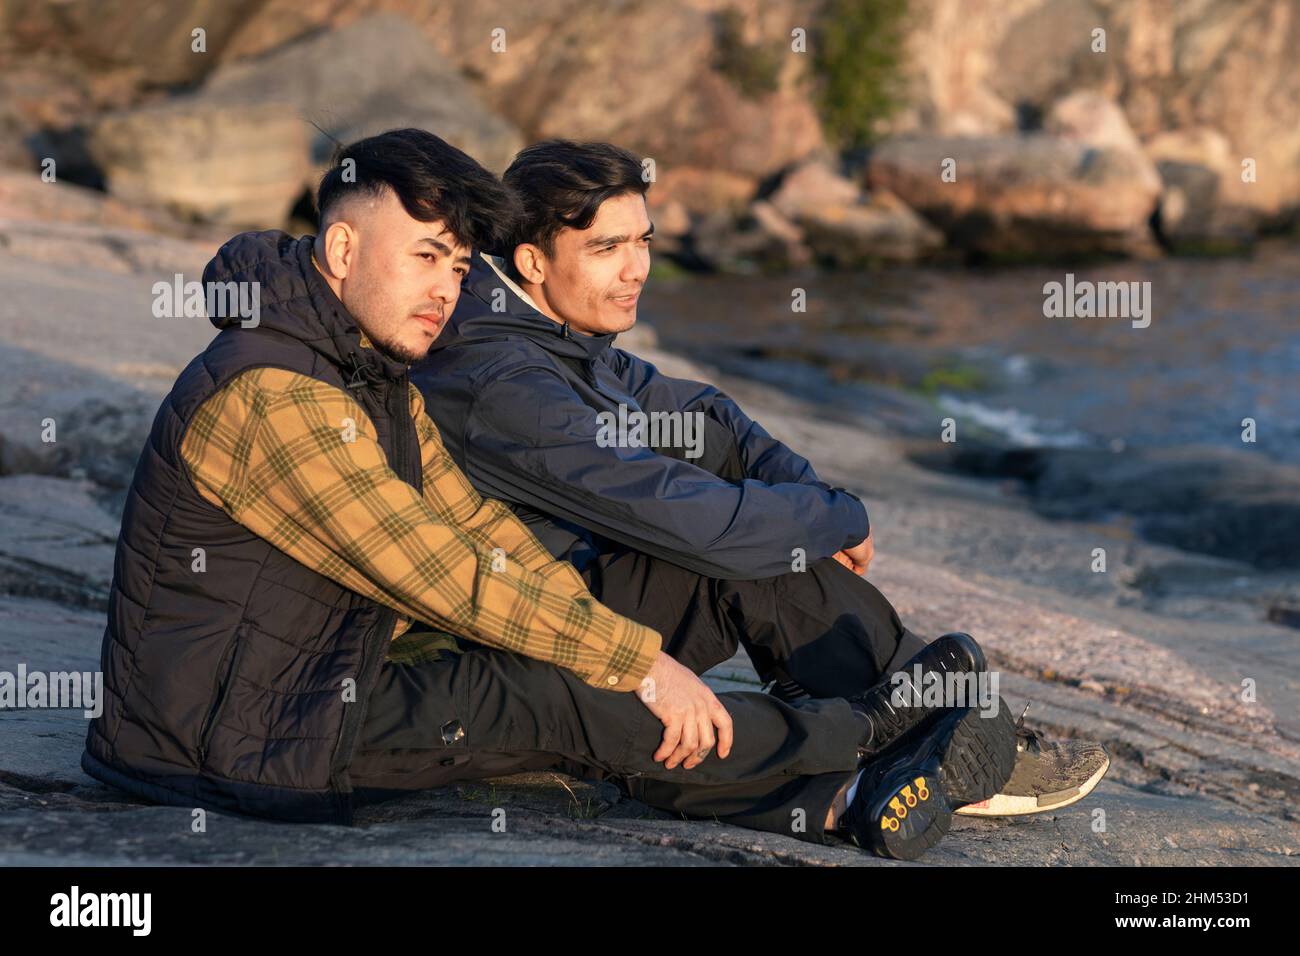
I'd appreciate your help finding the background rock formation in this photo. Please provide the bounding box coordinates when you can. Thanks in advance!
[2,0,1296,261]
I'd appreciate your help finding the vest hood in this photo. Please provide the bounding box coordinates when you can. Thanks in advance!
[201,229,409,385]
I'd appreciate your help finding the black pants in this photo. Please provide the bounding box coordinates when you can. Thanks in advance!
[350,420,928,845]
[351,633,873,844]
[580,548,927,698]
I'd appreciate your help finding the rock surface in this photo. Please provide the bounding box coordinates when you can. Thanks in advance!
[895,0,1300,223]
[913,443,1300,570]
[767,160,945,265]
[201,13,525,176]
[3,2,1297,269]
[83,15,525,225]
[6,0,1298,235]
[866,134,1163,258]
[796,190,945,266]
[1144,128,1261,254]
[88,99,310,228]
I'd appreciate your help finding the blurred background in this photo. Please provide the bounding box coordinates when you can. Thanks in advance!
[0,0,1297,601]
[2,2,1300,860]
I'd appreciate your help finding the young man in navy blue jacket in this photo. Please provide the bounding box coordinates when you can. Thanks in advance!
[411,140,1109,828]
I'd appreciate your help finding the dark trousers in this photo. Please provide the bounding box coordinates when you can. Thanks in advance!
[350,420,928,845]
[581,547,928,698]
[350,634,871,844]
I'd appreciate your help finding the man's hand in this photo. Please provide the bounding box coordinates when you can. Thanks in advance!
[637,652,733,770]
[836,529,874,576]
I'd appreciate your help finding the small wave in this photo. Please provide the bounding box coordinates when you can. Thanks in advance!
[938,394,1092,448]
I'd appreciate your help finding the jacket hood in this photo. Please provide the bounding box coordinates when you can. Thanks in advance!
[200,229,409,383]
[427,252,618,363]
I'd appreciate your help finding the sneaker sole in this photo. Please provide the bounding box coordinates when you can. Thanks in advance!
[857,704,1001,861]
[954,754,1110,817]
[936,702,1019,806]
[864,767,952,861]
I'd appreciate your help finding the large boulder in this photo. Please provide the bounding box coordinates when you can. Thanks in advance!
[84,14,524,228]
[769,159,943,264]
[644,166,760,263]
[889,0,1300,225]
[647,166,757,218]
[680,157,944,271]
[1144,127,1260,254]
[403,2,825,179]
[201,13,524,177]
[796,191,944,266]
[865,134,1161,258]
[209,1,824,183]
[768,159,863,220]
[87,98,309,228]
[0,171,196,234]
[685,205,811,274]
[1144,127,1236,177]
[1044,91,1156,181]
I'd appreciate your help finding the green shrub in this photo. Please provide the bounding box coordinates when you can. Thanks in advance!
[814,0,910,150]
[712,7,783,98]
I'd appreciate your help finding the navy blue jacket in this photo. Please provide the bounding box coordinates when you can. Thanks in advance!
[410,254,869,580]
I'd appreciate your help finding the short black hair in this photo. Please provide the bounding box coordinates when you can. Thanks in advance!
[315,128,518,254]
[503,139,649,260]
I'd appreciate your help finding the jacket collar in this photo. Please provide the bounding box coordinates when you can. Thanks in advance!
[426,251,617,362]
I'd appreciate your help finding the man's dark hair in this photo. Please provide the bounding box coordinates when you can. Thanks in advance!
[503,139,649,262]
[314,128,518,254]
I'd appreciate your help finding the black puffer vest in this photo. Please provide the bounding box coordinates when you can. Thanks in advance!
[82,230,421,824]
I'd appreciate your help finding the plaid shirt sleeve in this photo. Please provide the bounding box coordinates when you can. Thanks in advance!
[179,367,661,692]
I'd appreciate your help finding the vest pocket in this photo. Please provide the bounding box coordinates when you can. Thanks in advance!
[197,626,247,767]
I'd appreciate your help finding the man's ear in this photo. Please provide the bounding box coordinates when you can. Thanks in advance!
[320,220,357,279]
[513,243,546,285]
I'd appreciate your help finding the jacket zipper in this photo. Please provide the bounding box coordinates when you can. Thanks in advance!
[328,373,417,821]
[197,627,246,766]
[328,606,398,821]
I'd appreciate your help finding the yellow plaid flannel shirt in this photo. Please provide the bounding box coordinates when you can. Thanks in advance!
[178,347,661,692]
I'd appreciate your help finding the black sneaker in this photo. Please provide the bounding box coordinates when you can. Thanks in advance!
[838,703,1016,861]
[849,632,987,761]
[763,676,812,704]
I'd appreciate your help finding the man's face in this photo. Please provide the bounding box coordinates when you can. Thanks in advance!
[524,191,653,336]
[319,186,470,364]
